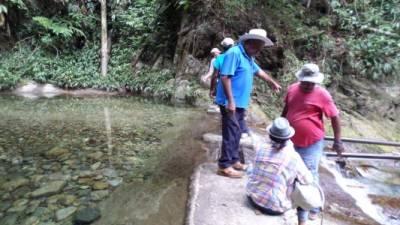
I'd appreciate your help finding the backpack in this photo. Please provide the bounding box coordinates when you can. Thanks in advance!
[291,181,325,211]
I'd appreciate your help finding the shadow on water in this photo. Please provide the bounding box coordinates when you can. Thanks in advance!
[0,95,211,225]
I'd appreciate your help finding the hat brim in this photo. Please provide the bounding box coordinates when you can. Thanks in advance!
[295,70,324,84]
[239,34,274,46]
[266,124,295,139]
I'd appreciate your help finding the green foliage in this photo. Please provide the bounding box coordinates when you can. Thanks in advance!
[331,0,400,80]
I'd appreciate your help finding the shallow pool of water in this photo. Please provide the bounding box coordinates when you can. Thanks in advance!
[0,95,206,225]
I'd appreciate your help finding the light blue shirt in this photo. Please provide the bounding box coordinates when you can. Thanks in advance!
[215,43,260,109]
[213,54,225,70]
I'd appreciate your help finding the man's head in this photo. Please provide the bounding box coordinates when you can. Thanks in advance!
[295,63,324,93]
[239,28,274,56]
[221,37,234,51]
[210,48,221,57]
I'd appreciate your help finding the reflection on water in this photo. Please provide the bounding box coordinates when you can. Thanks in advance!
[323,158,400,225]
[0,95,204,225]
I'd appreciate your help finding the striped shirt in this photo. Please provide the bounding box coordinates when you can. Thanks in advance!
[246,141,313,213]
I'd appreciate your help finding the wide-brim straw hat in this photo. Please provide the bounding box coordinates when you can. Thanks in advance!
[266,117,295,140]
[295,63,324,84]
[239,28,274,46]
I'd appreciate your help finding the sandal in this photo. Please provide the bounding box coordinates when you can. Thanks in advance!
[217,167,243,178]
[232,162,248,171]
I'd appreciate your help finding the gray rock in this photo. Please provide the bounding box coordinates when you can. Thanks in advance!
[74,207,101,224]
[30,181,66,198]
[56,206,77,221]
[22,216,40,225]
[45,147,70,159]
[0,201,11,212]
[7,199,29,212]
[48,173,71,181]
[2,177,29,191]
[102,168,117,178]
[90,190,109,201]
[32,207,52,221]
[107,177,123,187]
[0,213,18,225]
[87,152,103,160]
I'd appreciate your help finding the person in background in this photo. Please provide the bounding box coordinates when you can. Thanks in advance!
[209,37,235,98]
[201,47,221,84]
[247,117,313,225]
[210,37,251,137]
[282,63,345,224]
[215,28,281,178]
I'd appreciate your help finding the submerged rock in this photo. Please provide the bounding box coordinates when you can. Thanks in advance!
[30,181,66,198]
[45,147,70,159]
[56,206,77,221]
[74,207,101,224]
[90,190,109,201]
[2,177,29,191]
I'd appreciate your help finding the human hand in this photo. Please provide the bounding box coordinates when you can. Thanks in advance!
[209,89,216,98]
[332,140,345,157]
[201,75,209,83]
[272,82,282,93]
[226,101,236,113]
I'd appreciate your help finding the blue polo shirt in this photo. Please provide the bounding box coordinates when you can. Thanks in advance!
[213,54,225,70]
[215,43,260,109]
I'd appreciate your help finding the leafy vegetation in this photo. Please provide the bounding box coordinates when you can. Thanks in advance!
[331,0,400,80]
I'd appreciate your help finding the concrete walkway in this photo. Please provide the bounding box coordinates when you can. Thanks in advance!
[186,105,350,225]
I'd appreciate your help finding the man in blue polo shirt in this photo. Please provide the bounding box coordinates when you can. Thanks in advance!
[216,28,281,178]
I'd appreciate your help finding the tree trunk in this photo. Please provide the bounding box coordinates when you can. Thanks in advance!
[100,0,108,76]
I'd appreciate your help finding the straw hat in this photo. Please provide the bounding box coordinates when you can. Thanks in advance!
[239,29,274,46]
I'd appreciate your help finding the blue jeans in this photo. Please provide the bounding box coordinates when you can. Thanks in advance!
[218,106,245,169]
[295,139,324,222]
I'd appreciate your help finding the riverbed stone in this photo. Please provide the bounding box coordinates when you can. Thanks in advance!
[92,181,108,190]
[90,162,102,170]
[74,207,101,224]
[30,181,66,198]
[0,213,19,225]
[22,216,40,225]
[90,190,109,201]
[0,201,12,212]
[48,173,71,181]
[88,152,103,160]
[7,199,29,213]
[102,168,117,178]
[78,178,94,186]
[56,207,77,221]
[107,177,123,187]
[79,170,95,178]
[26,200,41,214]
[45,147,70,159]
[2,177,29,191]
[61,195,77,206]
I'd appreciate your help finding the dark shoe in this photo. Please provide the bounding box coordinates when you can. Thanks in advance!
[217,167,243,178]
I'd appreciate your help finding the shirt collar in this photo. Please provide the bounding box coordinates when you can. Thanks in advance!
[238,42,252,60]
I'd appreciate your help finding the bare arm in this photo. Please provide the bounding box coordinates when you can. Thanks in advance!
[201,60,215,82]
[221,76,235,112]
[331,115,344,155]
[256,69,281,93]
[282,104,288,118]
[209,69,219,98]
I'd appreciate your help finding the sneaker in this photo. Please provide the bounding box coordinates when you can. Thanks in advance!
[217,167,243,178]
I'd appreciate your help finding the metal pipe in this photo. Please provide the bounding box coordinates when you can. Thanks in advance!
[324,152,400,160]
[324,136,400,147]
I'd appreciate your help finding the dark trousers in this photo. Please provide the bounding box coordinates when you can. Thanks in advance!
[218,106,245,169]
[247,197,284,216]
